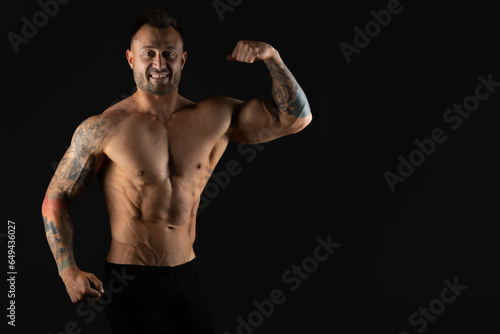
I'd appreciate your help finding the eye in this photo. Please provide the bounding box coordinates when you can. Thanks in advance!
[144,51,155,57]
[164,51,175,57]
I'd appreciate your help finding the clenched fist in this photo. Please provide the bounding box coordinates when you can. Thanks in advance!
[227,40,278,63]
[60,266,104,303]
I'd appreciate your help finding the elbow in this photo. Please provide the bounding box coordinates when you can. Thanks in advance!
[41,193,68,218]
[41,194,50,217]
[301,109,313,128]
[288,108,312,134]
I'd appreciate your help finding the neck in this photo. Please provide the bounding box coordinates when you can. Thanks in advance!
[131,87,182,121]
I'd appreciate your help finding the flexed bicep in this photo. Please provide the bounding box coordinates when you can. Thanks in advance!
[226,41,312,144]
[228,98,290,144]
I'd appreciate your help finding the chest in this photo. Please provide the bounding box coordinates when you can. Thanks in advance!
[104,110,229,182]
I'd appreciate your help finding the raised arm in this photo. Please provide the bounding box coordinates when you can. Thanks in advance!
[41,114,108,303]
[227,40,312,143]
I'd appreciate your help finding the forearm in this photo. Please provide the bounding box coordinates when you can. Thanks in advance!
[42,193,104,303]
[41,194,77,275]
[264,52,311,119]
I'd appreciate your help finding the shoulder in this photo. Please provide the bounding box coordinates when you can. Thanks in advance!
[71,108,126,149]
[74,113,111,139]
[76,114,108,132]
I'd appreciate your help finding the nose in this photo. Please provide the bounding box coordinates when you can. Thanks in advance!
[153,53,166,69]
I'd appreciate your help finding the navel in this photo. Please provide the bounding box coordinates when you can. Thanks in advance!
[196,163,202,169]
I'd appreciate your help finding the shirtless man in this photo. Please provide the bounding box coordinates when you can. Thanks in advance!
[41,9,311,333]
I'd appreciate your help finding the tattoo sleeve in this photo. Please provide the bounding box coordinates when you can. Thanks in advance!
[42,115,107,274]
[42,197,76,273]
[264,56,311,118]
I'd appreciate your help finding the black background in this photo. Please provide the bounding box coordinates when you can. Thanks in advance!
[2,0,499,333]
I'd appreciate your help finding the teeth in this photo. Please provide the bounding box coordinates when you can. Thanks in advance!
[151,74,168,78]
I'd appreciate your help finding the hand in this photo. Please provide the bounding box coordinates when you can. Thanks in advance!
[60,266,104,303]
[227,40,278,63]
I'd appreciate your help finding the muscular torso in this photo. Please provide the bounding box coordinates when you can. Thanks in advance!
[98,96,231,266]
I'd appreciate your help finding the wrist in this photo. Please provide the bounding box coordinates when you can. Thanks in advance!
[271,48,281,61]
[264,52,284,71]
[59,263,79,280]
[264,48,281,63]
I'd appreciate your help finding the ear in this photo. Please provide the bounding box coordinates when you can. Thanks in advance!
[181,51,187,70]
[126,49,133,69]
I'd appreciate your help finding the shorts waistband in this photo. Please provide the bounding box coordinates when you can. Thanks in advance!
[105,257,198,275]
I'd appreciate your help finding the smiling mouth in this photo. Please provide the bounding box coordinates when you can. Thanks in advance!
[150,73,169,78]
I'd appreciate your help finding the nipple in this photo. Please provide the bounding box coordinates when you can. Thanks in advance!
[137,170,145,176]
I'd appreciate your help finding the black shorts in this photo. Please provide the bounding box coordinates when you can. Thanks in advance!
[102,257,215,334]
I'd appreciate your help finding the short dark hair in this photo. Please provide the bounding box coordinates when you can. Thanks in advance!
[130,9,184,45]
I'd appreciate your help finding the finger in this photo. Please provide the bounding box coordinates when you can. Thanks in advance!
[227,54,237,61]
[235,42,248,62]
[231,42,241,60]
[85,288,101,300]
[232,40,245,59]
[87,274,105,294]
[244,46,255,63]
[82,278,102,301]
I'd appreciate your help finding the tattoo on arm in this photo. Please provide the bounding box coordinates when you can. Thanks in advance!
[43,201,76,273]
[264,57,311,118]
[49,115,107,202]
[42,115,107,273]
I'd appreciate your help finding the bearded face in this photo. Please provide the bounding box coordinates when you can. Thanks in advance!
[127,25,186,96]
